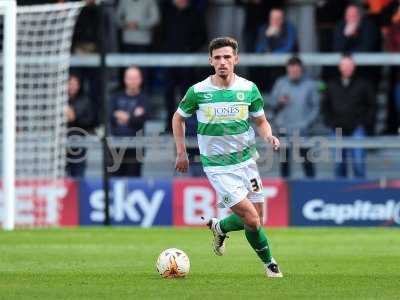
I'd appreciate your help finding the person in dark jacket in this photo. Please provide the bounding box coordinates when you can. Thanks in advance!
[65,74,95,177]
[71,0,102,126]
[160,0,207,132]
[333,4,381,53]
[333,4,381,88]
[322,55,376,178]
[109,66,147,177]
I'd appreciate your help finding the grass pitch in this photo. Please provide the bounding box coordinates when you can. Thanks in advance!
[0,227,399,300]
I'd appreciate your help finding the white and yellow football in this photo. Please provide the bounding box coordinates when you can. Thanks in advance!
[156,248,190,278]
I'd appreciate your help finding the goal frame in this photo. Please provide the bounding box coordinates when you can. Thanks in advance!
[1,0,16,231]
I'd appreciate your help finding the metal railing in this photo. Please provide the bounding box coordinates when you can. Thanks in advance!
[69,53,400,67]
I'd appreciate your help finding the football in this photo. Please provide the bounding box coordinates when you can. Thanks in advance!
[156,248,190,278]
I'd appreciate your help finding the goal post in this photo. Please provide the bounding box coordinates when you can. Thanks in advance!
[0,1,84,230]
[1,0,17,231]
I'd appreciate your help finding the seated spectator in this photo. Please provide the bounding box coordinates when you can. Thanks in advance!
[236,0,285,52]
[333,4,381,52]
[333,4,382,90]
[116,0,160,53]
[270,56,319,178]
[382,0,400,133]
[72,0,100,55]
[109,67,147,177]
[254,8,298,92]
[322,55,376,178]
[255,8,297,54]
[65,74,95,178]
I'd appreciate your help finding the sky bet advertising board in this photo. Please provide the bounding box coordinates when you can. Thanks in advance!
[173,178,289,227]
[0,179,78,228]
[79,179,172,226]
[290,180,400,227]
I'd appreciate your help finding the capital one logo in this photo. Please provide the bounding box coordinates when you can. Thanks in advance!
[183,186,278,225]
[89,181,165,227]
[302,199,400,225]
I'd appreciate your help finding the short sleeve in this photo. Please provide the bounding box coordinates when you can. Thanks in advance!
[249,84,265,117]
[177,86,198,118]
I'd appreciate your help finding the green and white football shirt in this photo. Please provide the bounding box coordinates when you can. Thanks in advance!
[177,75,265,172]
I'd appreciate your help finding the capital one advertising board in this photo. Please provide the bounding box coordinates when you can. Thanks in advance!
[79,179,172,226]
[173,179,289,226]
[0,179,78,228]
[291,180,400,226]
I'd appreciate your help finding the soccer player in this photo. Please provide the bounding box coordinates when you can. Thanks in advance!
[172,37,283,278]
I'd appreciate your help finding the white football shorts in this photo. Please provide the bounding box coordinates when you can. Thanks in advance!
[205,160,264,208]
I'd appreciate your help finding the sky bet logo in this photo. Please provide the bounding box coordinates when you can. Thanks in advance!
[82,180,171,227]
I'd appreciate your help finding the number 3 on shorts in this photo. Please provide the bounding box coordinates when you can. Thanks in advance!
[250,178,262,192]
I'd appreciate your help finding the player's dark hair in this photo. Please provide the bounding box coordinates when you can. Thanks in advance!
[208,37,238,56]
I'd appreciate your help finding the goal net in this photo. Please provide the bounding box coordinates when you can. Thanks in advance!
[0,1,84,229]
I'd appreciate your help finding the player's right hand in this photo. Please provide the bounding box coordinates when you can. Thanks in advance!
[175,153,189,173]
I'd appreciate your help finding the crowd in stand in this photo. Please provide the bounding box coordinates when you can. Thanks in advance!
[16,0,400,178]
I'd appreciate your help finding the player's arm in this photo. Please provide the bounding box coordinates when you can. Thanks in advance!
[252,115,280,150]
[172,112,189,173]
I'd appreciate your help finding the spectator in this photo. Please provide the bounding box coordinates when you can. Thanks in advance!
[255,8,297,53]
[270,56,319,178]
[333,4,382,92]
[65,74,95,178]
[254,8,298,92]
[322,56,376,178]
[109,66,147,177]
[72,0,100,54]
[159,0,207,132]
[116,0,160,53]
[71,0,101,126]
[382,0,400,133]
[333,4,381,53]
[236,0,285,52]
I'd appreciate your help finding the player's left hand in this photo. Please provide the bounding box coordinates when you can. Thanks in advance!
[266,135,280,151]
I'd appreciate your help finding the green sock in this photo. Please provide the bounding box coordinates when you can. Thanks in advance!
[244,226,273,264]
[219,214,244,233]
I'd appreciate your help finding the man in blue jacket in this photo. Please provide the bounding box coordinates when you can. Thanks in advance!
[109,66,147,177]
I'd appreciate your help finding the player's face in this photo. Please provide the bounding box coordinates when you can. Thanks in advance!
[209,47,238,78]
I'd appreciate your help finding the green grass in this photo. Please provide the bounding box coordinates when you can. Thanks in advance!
[0,227,399,300]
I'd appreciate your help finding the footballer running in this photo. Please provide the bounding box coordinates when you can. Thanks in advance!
[172,37,282,278]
